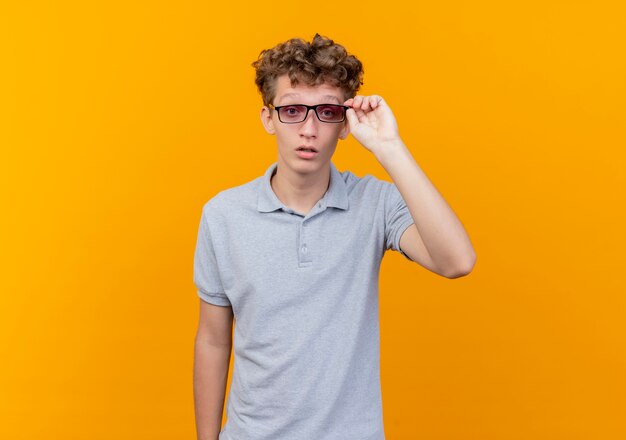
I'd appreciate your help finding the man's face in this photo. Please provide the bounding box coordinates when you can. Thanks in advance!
[260,74,350,175]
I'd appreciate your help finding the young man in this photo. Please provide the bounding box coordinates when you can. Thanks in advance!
[193,34,476,440]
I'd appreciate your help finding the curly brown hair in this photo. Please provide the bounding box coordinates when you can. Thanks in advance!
[251,33,364,107]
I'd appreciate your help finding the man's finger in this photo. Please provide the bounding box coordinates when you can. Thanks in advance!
[345,107,358,126]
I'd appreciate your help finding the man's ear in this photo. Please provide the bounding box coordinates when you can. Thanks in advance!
[260,106,276,135]
[338,119,350,140]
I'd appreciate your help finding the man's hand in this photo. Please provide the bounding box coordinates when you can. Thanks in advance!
[343,95,402,156]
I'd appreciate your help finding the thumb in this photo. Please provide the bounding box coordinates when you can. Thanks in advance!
[345,107,358,127]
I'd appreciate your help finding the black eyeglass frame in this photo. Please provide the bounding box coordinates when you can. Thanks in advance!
[268,103,351,124]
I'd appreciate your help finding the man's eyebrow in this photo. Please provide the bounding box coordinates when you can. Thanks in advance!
[278,93,342,104]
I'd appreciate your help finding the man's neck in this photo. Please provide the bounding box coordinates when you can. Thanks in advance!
[270,161,331,216]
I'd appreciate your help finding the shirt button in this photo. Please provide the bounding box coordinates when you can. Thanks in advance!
[301,245,307,253]
[318,203,322,208]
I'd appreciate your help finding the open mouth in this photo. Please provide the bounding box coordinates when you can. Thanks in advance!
[297,146,318,152]
[296,146,319,159]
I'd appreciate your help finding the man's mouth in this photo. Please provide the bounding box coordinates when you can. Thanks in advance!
[296,146,319,159]
[297,146,318,152]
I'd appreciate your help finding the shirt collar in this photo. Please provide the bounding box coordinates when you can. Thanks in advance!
[257,161,349,213]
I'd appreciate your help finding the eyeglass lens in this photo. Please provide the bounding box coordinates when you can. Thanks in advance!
[279,105,345,123]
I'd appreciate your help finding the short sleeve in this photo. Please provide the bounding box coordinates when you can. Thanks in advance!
[383,182,416,262]
[193,208,232,307]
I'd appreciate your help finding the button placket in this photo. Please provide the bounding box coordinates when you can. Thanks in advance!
[298,219,312,265]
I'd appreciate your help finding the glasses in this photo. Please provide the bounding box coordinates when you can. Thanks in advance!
[268,103,350,124]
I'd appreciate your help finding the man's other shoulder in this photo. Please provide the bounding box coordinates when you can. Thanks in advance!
[339,167,388,196]
[201,175,262,217]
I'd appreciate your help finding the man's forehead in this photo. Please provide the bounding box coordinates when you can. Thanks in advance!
[277,92,342,104]
[274,75,343,103]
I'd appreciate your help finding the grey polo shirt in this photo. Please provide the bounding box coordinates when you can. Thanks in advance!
[193,160,415,440]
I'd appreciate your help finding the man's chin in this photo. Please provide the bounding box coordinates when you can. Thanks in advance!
[280,155,329,173]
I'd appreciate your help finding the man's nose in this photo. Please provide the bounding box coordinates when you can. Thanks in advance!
[299,109,319,135]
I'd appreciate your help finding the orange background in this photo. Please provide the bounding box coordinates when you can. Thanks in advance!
[2,1,625,439]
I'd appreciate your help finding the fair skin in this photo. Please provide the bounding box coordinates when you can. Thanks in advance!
[260,73,476,278]
[194,301,232,440]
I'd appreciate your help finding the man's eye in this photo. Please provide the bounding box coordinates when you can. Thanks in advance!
[285,107,302,115]
[320,107,339,117]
